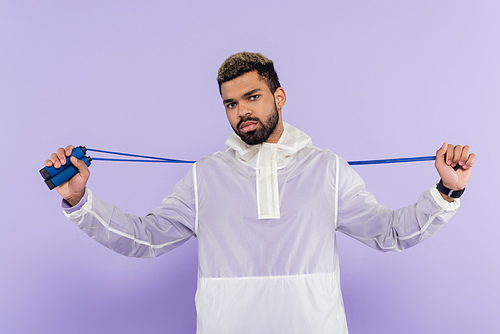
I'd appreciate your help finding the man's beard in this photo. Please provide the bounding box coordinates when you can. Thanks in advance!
[234,104,279,145]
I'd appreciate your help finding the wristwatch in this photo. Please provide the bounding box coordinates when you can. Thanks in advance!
[436,179,465,198]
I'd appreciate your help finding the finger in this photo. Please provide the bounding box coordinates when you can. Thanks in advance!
[56,147,67,166]
[459,145,470,166]
[452,145,462,167]
[65,145,75,157]
[446,144,454,166]
[44,159,53,167]
[50,151,62,168]
[463,153,476,169]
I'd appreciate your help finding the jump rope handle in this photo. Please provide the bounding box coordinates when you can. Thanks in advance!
[40,146,92,190]
[40,146,87,180]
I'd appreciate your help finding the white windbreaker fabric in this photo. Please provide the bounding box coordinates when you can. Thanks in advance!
[63,123,460,333]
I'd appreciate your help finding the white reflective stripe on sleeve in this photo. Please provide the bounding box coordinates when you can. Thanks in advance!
[339,189,454,251]
[397,207,446,241]
[87,210,192,249]
[64,189,191,250]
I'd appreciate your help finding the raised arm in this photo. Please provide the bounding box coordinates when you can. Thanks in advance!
[44,146,197,258]
[336,142,475,252]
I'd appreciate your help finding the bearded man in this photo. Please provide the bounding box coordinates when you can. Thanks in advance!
[44,52,475,333]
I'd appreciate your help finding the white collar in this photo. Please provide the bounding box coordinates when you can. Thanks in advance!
[225,122,313,169]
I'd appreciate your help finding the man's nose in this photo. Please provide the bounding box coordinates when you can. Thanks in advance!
[238,101,251,117]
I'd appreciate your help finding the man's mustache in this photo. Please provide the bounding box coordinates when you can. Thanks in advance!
[237,116,262,130]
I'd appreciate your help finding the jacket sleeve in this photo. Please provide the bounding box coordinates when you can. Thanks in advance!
[62,165,197,258]
[335,157,460,252]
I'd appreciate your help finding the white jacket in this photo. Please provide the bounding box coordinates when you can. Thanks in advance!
[63,123,460,333]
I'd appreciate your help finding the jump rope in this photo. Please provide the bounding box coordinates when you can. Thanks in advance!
[39,146,437,190]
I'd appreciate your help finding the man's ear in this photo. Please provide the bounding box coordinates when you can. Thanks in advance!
[274,87,286,109]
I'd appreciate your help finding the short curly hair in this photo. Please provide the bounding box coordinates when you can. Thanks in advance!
[217,51,281,94]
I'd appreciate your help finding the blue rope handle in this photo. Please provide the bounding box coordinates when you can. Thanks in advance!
[86,148,436,166]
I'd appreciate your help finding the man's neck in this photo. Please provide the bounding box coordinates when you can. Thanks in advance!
[264,121,284,144]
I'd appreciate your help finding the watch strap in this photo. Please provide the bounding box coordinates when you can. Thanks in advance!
[436,179,465,198]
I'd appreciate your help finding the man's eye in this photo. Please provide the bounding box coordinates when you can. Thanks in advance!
[227,103,236,109]
[249,95,259,101]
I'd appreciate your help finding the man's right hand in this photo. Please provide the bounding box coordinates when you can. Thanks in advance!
[44,145,90,206]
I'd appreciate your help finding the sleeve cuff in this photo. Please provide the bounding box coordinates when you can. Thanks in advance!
[430,184,460,211]
[61,188,89,213]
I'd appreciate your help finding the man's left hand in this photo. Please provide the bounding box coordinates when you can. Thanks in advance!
[435,143,476,200]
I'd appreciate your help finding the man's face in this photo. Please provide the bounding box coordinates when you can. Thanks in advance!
[221,71,284,145]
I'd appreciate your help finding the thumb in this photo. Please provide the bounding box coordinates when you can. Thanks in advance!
[435,142,447,167]
[70,156,91,180]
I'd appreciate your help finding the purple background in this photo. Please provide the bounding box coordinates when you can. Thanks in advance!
[1,1,498,333]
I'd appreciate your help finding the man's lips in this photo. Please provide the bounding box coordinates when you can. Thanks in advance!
[239,121,258,133]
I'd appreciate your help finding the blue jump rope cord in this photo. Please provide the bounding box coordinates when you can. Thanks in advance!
[86,148,435,166]
[87,148,196,163]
